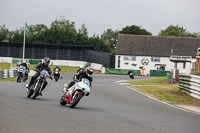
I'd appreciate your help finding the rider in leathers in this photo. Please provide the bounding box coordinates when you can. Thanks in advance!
[19,60,29,80]
[69,67,93,89]
[27,57,52,95]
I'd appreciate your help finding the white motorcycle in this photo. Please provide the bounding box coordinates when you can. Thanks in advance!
[60,78,91,108]
[17,66,28,82]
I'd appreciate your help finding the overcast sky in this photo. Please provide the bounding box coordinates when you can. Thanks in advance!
[0,0,199,36]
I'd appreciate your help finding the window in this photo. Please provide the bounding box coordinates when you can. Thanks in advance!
[151,57,160,62]
[124,56,136,61]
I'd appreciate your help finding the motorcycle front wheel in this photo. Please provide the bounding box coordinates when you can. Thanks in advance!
[27,89,33,98]
[17,73,22,82]
[54,75,58,82]
[32,83,41,99]
[23,75,26,82]
[60,93,67,106]
[69,93,83,108]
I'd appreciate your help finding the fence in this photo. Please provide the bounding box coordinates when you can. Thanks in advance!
[150,70,170,76]
[105,68,141,75]
[179,74,200,99]
[0,42,115,68]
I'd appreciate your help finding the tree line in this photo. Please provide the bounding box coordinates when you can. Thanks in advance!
[0,17,199,54]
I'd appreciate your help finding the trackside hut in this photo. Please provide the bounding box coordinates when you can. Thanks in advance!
[115,34,200,75]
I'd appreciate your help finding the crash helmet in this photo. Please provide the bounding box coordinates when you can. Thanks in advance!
[42,57,50,67]
[56,66,59,68]
[86,67,93,76]
[80,66,83,68]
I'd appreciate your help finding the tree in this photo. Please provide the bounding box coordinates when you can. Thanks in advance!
[8,28,24,43]
[88,35,111,52]
[0,17,113,53]
[47,17,77,45]
[0,25,9,42]
[119,25,152,35]
[159,25,188,37]
[186,32,200,37]
[101,29,118,54]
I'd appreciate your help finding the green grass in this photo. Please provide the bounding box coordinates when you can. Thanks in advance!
[127,77,167,85]
[125,77,199,105]
[0,63,11,69]
[0,63,101,74]
[0,76,32,82]
[29,64,101,74]
[0,77,17,82]
[0,63,101,82]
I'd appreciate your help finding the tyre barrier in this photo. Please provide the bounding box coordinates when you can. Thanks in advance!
[0,70,17,79]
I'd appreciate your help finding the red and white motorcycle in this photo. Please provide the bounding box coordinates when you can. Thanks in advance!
[60,78,91,108]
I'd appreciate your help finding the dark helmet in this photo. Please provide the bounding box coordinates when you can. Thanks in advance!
[86,67,93,76]
[43,57,50,67]
[56,66,59,68]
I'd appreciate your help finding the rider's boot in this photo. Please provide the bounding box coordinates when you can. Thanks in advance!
[26,85,30,93]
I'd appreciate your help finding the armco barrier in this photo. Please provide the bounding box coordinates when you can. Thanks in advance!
[179,74,200,99]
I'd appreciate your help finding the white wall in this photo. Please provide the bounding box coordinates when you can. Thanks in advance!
[0,57,13,63]
[115,55,195,75]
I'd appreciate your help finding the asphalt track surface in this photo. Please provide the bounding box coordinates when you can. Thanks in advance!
[1,74,200,133]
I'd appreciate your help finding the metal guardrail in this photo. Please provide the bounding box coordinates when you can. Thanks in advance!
[179,74,200,99]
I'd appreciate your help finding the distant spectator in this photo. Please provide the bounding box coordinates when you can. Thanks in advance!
[197,45,200,56]
[142,67,145,76]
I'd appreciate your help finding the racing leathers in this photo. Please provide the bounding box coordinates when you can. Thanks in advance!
[27,63,52,93]
[19,63,29,79]
[69,70,93,89]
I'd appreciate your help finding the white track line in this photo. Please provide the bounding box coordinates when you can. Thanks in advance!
[114,81,200,115]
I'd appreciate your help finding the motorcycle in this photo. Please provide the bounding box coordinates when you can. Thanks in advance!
[27,70,49,99]
[17,66,27,82]
[60,78,91,108]
[53,68,62,82]
[128,71,134,79]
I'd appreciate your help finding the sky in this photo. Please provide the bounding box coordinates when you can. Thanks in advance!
[0,0,200,36]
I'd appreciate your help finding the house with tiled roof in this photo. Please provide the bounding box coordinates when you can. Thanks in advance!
[115,34,200,75]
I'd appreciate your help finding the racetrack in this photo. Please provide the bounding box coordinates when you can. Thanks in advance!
[1,74,200,133]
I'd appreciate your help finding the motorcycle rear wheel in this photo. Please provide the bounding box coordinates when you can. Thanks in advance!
[69,93,83,108]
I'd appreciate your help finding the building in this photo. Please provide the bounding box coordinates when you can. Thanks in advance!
[115,34,200,75]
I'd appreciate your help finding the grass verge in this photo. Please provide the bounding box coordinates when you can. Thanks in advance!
[0,63,11,69]
[125,77,200,106]
[0,63,101,82]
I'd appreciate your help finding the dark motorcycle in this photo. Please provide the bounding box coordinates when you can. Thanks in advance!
[53,68,62,82]
[128,71,134,79]
[27,70,49,99]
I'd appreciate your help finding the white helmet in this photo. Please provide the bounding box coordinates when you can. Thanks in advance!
[22,60,26,63]
[80,66,83,68]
